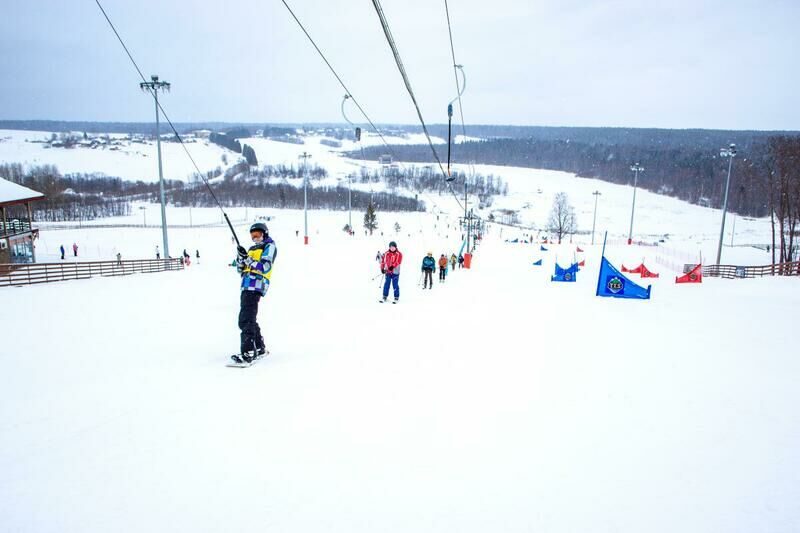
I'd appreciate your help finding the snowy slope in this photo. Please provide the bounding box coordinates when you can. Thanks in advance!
[0,129,231,182]
[0,208,798,533]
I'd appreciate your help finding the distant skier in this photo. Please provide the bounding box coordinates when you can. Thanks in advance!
[195,249,200,265]
[450,253,457,271]
[116,252,122,266]
[72,243,78,257]
[232,222,277,364]
[438,254,448,282]
[380,241,402,303]
[375,250,383,263]
[183,249,191,266]
[458,254,464,269]
[155,245,160,260]
[60,245,65,260]
[421,252,436,289]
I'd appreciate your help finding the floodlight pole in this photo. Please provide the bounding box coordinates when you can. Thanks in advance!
[299,152,311,245]
[716,144,737,264]
[140,75,171,258]
[627,163,644,245]
[591,190,601,245]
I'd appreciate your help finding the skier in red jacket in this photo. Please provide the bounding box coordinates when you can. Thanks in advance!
[380,241,403,303]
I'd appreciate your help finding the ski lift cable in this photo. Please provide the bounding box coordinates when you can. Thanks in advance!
[342,94,446,217]
[369,0,465,213]
[279,0,396,155]
[444,0,476,188]
[281,0,457,219]
[444,0,468,141]
[93,0,242,246]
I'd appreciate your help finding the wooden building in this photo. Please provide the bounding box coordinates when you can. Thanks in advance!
[0,178,44,264]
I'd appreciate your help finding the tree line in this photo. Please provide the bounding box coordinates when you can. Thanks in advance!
[168,179,422,212]
[356,135,797,220]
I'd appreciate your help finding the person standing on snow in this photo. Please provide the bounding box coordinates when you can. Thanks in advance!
[60,245,65,260]
[155,245,160,260]
[421,252,436,289]
[72,243,78,257]
[438,254,448,283]
[450,253,457,271]
[380,241,402,303]
[232,222,277,364]
[458,254,464,269]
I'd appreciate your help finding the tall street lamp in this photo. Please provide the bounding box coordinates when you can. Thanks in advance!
[716,143,737,264]
[140,75,171,258]
[591,190,601,245]
[628,163,644,245]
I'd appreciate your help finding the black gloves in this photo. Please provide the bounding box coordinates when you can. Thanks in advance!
[237,246,248,260]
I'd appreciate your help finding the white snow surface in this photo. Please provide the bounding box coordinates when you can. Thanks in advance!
[1,207,799,533]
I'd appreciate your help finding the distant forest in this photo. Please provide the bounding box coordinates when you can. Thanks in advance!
[356,131,800,219]
[0,163,423,221]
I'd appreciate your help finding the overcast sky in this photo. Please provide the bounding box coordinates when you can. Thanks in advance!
[1,0,798,130]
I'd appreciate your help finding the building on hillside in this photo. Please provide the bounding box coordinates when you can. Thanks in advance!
[0,178,45,264]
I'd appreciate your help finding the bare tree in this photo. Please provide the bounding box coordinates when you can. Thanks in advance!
[547,192,577,244]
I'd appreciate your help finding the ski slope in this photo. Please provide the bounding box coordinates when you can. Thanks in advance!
[1,207,798,533]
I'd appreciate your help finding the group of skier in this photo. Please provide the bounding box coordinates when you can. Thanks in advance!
[421,252,458,289]
[231,230,465,364]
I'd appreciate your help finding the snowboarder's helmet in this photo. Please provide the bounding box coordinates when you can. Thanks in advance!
[389,241,397,248]
[250,222,268,236]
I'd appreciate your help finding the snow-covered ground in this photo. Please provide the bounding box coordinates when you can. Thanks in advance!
[1,207,798,532]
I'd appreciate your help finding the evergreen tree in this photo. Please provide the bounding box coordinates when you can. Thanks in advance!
[364,201,378,235]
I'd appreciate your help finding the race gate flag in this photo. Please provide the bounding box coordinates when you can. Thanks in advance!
[552,262,578,282]
[676,264,702,284]
[532,259,543,266]
[596,256,651,299]
[640,264,660,278]
[540,245,549,252]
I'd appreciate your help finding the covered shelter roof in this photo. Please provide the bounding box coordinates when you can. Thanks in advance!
[0,177,45,208]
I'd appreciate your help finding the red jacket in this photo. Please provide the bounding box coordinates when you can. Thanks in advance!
[381,249,403,273]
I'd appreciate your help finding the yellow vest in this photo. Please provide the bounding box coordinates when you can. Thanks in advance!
[243,246,273,281]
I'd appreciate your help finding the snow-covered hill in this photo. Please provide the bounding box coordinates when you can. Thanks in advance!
[0,207,797,533]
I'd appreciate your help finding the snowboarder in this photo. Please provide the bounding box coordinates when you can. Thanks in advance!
[421,252,436,289]
[380,241,402,303]
[450,253,457,271]
[458,254,464,268]
[438,254,448,282]
[60,245,65,260]
[232,222,277,365]
[72,243,78,257]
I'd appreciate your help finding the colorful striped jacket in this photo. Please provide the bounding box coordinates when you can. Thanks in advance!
[237,238,277,295]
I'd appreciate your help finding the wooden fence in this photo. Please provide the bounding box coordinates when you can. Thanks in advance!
[0,258,184,287]
[703,261,800,279]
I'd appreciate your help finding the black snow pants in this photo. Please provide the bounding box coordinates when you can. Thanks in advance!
[239,290,264,353]
[423,270,433,288]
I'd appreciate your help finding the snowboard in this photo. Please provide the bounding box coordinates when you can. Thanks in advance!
[226,351,270,368]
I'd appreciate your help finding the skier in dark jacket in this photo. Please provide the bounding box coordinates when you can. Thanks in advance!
[421,252,436,289]
[458,254,464,268]
[232,222,277,364]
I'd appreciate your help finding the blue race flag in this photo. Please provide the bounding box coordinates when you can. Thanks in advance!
[595,256,651,299]
[551,262,578,282]
[532,259,542,266]
[540,245,549,252]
